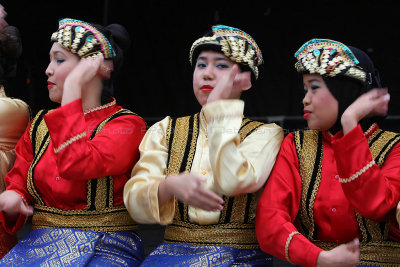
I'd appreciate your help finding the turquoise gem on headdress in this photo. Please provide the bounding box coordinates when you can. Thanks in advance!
[87,36,94,42]
[313,50,320,56]
[330,49,336,55]
[75,26,82,32]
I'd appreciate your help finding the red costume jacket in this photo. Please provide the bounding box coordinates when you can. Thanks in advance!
[256,124,400,266]
[1,99,146,234]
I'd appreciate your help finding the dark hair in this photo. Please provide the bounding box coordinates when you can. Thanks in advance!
[91,23,131,77]
[91,23,131,103]
[323,46,384,133]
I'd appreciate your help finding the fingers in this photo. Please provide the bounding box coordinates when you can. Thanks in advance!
[345,238,360,253]
[196,187,224,211]
[20,202,33,216]
[233,71,252,91]
[171,173,224,211]
[190,191,224,211]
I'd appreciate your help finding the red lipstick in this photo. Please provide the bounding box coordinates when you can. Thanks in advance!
[201,85,213,91]
[47,81,55,89]
[303,110,311,119]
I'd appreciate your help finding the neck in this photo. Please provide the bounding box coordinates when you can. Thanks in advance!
[82,79,103,111]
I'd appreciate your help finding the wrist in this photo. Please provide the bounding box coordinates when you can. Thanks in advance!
[316,251,329,267]
[341,112,359,135]
[158,176,175,206]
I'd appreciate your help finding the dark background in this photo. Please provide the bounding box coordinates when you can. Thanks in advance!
[3,0,400,131]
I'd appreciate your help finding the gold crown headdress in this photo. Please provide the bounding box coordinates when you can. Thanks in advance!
[294,38,366,82]
[51,18,116,59]
[189,25,263,79]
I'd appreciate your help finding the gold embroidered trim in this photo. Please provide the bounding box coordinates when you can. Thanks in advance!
[166,114,199,221]
[165,115,266,232]
[83,98,116,115]
[239,120,265,143]
[28,110,52,205]
[364,123,377,136]
[285,231,300,264]
[339,159,375,183]
[32,204,137,232]
[54,131,86,154]
[296,126,400,243]
[27,108,139,232]
[295,130,322,240]
[164,221,259,249]
[185,114,199,173]
[314,240,400,266]
[166,115,192,176]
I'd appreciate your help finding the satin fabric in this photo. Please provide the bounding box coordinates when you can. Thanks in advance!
[140,242,273,267]
[1,228,144,266]
[256,124,400,266]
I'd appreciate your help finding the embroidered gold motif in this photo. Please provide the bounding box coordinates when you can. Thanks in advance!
[295,130,322,240]
[295,126,400,247]
[28,110,52,205]
[164,221,259,249]
[165,115,265,249]
[28,109,139,231]
[32,204,137,232]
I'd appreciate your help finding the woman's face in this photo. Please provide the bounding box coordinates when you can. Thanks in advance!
[193,50,235,106]
[302,74,338,131]
[45,43,80,103]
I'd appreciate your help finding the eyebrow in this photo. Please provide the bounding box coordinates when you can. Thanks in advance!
[51,50,66,56]
[306,78,321,83]
[197,56,229,61]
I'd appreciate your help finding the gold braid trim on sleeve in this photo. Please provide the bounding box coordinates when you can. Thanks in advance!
[54,131,87,154]
[285,231,301,264]
[339,159,375,183]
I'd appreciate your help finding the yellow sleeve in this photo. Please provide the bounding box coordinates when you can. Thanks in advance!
[123,116,175,224]
[0,88,30,192]
[202,99,284,196]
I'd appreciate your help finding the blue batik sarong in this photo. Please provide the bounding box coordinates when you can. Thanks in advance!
[0,228,144,266]
[140,242,273,266]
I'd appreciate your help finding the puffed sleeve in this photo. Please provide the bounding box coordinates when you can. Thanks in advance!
[256,133,323,267]
[332,125,400,220]
[1,122,34,234]
[123,116,174,224]
[202,99,283,195]
[0,88,30,192]
[43,99,146,180]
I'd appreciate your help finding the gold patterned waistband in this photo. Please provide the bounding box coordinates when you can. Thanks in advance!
[314,240,400,266]
[164,221,259,249]
[32,205,137,232]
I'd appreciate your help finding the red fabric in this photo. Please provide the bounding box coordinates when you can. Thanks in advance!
[0,225,17,259]
[256,124,400,267]
[1,99,146,233]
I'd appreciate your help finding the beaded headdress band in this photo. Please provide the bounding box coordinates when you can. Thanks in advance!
[294,39,366,82]
[51,18,116,59]
[189,25,263,79]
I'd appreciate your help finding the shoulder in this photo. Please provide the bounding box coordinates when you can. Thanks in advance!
[242,119,283,139]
